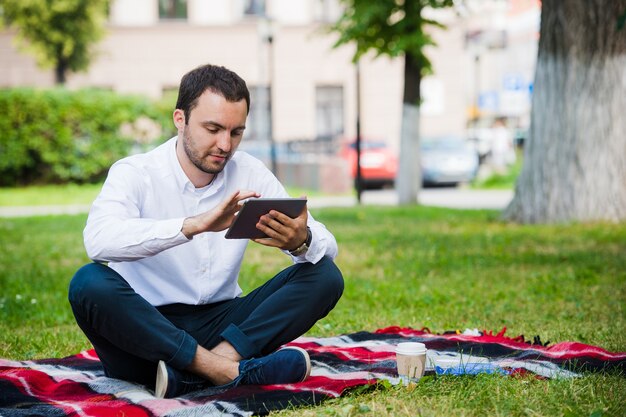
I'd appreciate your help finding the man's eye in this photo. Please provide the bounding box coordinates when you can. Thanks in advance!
[207,128,219,134]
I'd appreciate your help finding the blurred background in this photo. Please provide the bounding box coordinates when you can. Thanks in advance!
[0,0,536,193]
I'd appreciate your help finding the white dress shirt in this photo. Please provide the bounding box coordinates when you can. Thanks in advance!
[84,137,338,306]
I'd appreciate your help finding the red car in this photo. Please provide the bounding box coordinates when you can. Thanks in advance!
[340,141,398,189]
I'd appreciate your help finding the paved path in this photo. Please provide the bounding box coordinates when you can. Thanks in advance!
[0,189,513,218]
[309,188,513,210]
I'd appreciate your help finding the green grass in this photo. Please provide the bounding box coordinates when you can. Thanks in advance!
[472,159,523,190]
[0,183,329,206]
[1,207,625,416]
[0,183,103,206]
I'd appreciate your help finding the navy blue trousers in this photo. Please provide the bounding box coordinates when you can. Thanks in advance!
[68,256,343,388]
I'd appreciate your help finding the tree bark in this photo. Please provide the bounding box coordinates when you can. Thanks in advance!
[504,0,626,223]
[55,56,67,85]
[397,53,423,205]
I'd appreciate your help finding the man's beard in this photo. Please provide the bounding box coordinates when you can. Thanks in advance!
[182,127,231,175]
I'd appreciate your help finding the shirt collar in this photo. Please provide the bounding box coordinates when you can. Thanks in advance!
[166,137,190,193]
[167,136,228,197]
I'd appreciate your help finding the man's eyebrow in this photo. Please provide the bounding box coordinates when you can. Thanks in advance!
[201,121,225,129]
[200,121,246,130]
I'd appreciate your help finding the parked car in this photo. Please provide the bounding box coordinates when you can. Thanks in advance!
[340,141,398,189]
[420,136,479,186]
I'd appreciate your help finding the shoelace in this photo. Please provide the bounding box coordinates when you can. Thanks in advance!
[238,360,265,385]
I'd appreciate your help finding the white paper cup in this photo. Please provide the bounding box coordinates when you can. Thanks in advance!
[395,342,427,384]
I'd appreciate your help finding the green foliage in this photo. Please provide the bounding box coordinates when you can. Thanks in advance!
[330,0,453,74]
[1,0,109,83]
[0,88,173,186]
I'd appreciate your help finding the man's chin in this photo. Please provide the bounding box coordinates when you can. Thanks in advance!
[198,161,227,175]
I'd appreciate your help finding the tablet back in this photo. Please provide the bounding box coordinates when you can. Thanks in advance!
[225,198,307,239]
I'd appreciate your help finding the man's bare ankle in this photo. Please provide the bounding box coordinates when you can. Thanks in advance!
[210,341,242,362]
[187,345,240,385]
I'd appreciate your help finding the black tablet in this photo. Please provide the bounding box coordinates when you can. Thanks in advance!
[225,198,307,239]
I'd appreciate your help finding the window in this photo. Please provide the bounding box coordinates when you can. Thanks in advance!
[313,0,342,23]
[315,86,344,140]
[244,0,266,16]
[159,0,187,20]
[247,86,271,142]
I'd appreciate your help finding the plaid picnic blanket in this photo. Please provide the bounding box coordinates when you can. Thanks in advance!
[1,326,624,416]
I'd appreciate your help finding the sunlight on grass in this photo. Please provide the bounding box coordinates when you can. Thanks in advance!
[0,183,330,206]
[0,183,103,206]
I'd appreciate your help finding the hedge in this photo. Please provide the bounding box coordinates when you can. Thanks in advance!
[0,88,175,186]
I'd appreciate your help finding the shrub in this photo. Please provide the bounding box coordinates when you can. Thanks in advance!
[0,88,175,186]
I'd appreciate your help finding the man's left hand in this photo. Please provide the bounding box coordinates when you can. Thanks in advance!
[252,203,308,251]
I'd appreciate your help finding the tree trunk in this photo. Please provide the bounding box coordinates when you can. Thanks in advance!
[504,0,626,223]
[55,57,67,85]
[397,53,422,205]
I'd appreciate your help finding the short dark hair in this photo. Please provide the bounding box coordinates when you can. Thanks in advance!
[175,64,250,123]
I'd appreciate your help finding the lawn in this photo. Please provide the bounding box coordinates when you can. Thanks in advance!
[0,183,103,206]
[472,158,523,189]
[0,206,624,416]
[0,184,332,206]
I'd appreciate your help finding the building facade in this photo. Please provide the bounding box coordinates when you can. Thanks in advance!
[0,0,539,189]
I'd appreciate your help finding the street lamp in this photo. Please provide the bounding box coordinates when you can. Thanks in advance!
[259,16,278,176]
[355,60,363,204]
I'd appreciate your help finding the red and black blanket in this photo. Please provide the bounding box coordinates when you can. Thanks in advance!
[1,327,624,416]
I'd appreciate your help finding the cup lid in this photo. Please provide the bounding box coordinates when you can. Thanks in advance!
[395,342,427,354]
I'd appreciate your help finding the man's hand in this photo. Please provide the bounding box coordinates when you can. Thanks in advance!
[252,201,308,251]
[182,190,260,239]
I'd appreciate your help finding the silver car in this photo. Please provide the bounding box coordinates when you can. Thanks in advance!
[420,136,479,186]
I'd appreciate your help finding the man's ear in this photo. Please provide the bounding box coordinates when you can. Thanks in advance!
[173,109,186,130]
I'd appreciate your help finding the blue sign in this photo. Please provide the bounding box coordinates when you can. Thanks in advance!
[478,91,498,111]
[503,73,526,91]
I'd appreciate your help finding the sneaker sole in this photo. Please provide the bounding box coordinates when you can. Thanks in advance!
[281,346,311,382]
[155,360,168,398]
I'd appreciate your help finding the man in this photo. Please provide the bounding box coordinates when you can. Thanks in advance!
[68,64,343,398]
[490,118,516,173]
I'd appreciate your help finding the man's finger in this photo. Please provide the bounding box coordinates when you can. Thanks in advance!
[251,237,281,248]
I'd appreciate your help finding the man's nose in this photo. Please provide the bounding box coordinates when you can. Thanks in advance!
[216,132,232,153]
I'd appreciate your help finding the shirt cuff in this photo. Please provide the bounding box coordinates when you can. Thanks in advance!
[159,217,190,242]
[290,229,324,264]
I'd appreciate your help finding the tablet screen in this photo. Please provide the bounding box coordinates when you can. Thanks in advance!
[224,198,307,239]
